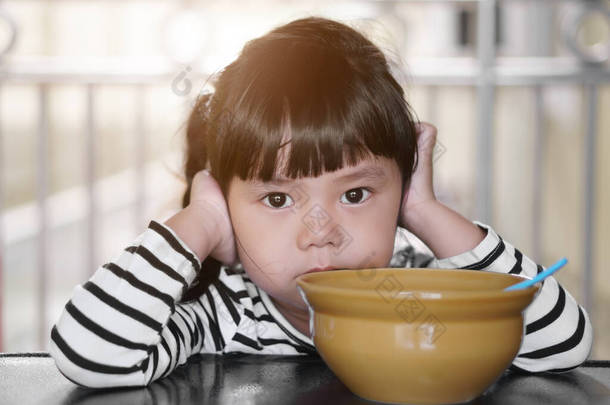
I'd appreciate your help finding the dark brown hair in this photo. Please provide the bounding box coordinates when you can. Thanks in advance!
[180,16,419,302]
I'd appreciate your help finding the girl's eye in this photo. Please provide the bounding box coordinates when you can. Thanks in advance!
[262,192,294,209]
[261,187,372,210]
[340,188,371,205]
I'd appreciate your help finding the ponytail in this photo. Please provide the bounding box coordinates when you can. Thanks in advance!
[180,92,223,303]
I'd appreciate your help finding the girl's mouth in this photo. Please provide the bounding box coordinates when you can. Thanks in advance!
[305,266,337,274]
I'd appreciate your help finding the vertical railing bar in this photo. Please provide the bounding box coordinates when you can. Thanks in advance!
[134,85,146,232]
[475,0,497,224]
[0,84,4,352]
[37,84,49,349]
[427,85,438,125]
[531,0,553,266]
[427,85,439,200]
[86,84,97,277]
[583,83,597,316]
[532,85,544,264]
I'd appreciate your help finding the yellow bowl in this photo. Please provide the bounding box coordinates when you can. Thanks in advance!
[296,268,540,405]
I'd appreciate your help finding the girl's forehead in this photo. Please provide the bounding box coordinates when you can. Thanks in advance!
[226,154,400,198]
[264,154,398,184]
[271,140,387,176]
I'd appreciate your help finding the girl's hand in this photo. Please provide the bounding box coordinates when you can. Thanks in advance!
[398,122,438,229]
[187,170,238,266]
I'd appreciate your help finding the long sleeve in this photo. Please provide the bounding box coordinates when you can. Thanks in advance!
[422,221,594,373]
[48,220,237,388]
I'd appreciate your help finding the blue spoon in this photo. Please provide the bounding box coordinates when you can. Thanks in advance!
[504,257,568,291]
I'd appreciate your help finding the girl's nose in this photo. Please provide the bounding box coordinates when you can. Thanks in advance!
[296,204,350,252]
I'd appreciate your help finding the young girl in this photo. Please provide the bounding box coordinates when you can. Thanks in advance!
[49,16,593,388]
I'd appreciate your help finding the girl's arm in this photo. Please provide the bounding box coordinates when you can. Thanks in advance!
[48,212,237,388]
[402,199,487,260]
[398,122,593,372]
[402,200,593,373]
[49,171,242,387]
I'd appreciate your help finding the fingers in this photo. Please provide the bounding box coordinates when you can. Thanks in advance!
[190,169,222,204]
[192,169,213,189]
[415,122,438,154]
[415,122,437,139]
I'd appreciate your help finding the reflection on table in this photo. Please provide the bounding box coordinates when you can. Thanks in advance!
[1,353,609,405]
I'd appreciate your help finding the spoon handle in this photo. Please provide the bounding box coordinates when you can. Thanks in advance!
[504,257,568,291]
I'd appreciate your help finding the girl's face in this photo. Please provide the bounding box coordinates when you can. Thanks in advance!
[226,153,403,315]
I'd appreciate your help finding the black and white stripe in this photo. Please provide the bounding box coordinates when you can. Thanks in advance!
[49,220,592,388]
[428,221,593,373]
[49,221,317,387]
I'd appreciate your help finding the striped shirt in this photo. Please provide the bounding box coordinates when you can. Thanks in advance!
[49,220,593,388]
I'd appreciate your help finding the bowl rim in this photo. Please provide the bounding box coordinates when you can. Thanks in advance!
[296,267,541,302]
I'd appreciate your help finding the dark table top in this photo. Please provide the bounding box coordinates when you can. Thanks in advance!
[1,353,609,405]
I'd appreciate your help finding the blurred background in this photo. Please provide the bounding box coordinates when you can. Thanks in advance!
[0,0,608,358]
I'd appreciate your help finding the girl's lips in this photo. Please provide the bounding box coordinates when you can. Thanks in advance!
[306,266,337,273]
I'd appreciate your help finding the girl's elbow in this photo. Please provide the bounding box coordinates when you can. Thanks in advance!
[571,315,594,367]
[548,308,594,371]
[513,309,594,373]
[548,329,593,372]
[51,357,149,388]
[49,338,149,388]
[562,304,595,369]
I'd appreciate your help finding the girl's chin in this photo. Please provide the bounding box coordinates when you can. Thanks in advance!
[271,294,309,312]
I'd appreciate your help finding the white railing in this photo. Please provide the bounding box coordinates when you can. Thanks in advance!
[0,0,608,352]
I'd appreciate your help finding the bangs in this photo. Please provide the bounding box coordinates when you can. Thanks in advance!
[208,32,417,191]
